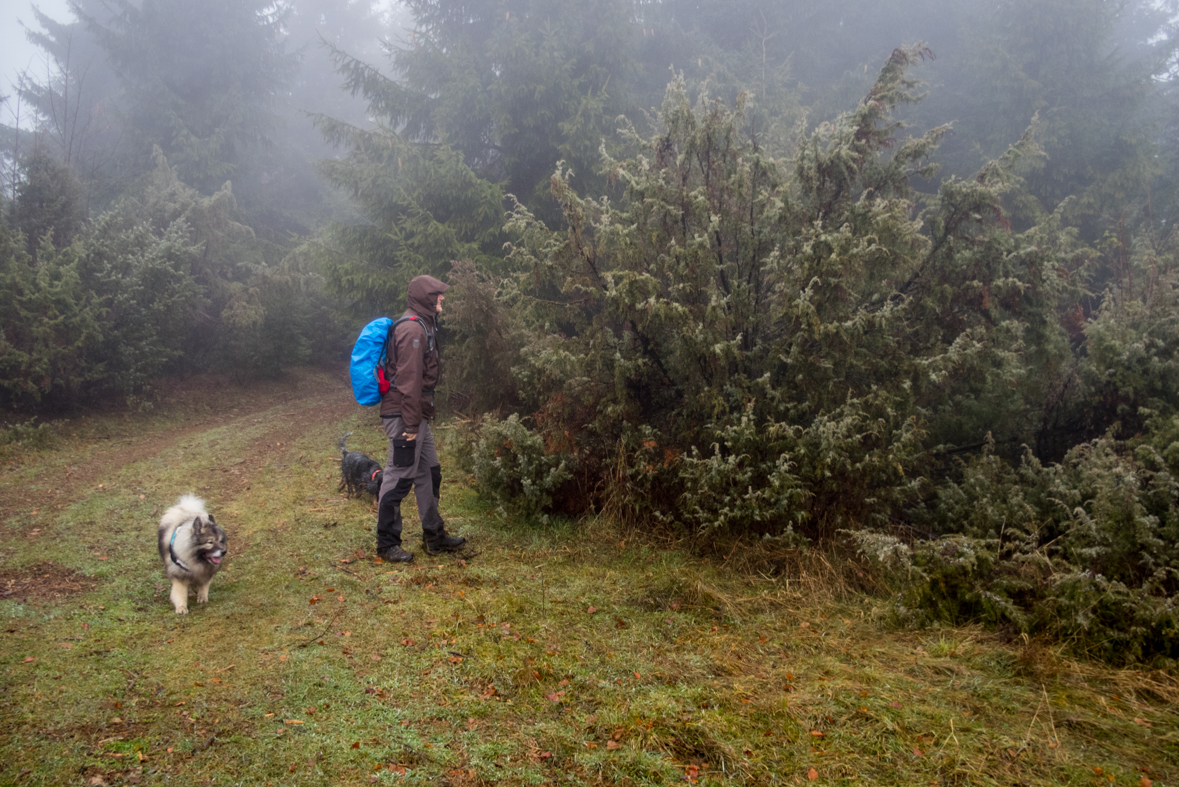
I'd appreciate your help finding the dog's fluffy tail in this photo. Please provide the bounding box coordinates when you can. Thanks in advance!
[339,431,354,456]
[173,494,203,513]
[174,493,206,514]
[160,494,208,533]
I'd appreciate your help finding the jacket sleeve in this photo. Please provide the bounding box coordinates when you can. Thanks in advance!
[392,321,427,433]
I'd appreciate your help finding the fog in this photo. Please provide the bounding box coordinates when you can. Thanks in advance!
[1,0,1177,408]
[1,0,72,127]
[4,0,1175,222]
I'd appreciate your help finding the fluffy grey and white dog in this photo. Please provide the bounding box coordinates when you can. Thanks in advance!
[157,495,228,614]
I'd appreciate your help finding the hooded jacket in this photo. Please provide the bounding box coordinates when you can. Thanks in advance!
[379,274,450,432]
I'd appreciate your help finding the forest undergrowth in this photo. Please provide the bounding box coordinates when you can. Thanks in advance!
[0,368,1175,786]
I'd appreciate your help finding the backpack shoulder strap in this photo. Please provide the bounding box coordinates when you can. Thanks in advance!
[384,315,432,372]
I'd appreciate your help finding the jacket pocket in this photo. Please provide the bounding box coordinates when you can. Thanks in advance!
[392,438,415,468]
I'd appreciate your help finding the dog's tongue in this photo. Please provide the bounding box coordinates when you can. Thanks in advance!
[209,555,222,565]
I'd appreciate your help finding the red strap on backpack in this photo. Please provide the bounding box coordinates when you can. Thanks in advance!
[378,314,426,396]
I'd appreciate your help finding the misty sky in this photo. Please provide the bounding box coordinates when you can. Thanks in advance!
[1,0,72,124]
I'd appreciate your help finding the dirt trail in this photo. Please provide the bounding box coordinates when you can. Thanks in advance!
[0,368,359,524]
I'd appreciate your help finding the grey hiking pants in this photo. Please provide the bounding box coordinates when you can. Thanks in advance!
[376,416,445,550]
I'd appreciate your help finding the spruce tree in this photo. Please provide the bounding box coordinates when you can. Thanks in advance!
[72,0,296,198]
[926,0,1178,233]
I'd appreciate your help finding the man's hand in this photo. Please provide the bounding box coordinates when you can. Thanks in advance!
[402,432,418,442]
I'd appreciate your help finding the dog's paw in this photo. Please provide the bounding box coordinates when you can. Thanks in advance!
[174,605,189,614]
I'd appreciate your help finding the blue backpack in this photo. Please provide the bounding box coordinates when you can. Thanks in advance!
[348,315,427,406]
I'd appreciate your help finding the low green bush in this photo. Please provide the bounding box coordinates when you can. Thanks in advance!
[0,419,56,449]
[465,414,575,521]
[853,432,1179,664]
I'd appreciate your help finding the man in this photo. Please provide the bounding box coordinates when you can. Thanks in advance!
[375,274,466,563]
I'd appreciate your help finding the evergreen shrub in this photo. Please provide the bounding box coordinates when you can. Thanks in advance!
[0,149,344,411]
[0,419,56,450]
[455,48,1179,661]
[466,414,575,521]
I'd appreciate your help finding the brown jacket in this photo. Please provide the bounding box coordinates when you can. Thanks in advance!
[379,275,449,433]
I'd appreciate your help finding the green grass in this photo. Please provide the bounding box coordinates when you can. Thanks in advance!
[1,368,1176,786]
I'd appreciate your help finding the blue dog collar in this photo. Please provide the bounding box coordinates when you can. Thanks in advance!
[169,525,190,571]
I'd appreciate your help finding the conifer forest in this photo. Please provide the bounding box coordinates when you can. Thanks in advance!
[4,0,1179,663]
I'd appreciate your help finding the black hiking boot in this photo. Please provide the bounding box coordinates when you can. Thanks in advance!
[377,545,414,563]
[423,533,466,555]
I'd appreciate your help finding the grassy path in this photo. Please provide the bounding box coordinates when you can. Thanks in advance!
[0,368,1176,786]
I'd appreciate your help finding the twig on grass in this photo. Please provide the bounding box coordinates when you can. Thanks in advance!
[194,733,216,754]
[294,610,344,648]
[334,562,363,579]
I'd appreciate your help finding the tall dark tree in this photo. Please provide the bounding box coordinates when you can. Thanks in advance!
[924,0,1179,231]
[284,0,387,133]
[72,0,296,199]
[16,2,126,209]
[315,0,649,315]
[331,0,639,220]
[248,0,389,233]
[313,117,506,316]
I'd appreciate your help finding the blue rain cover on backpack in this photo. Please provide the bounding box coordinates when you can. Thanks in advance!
[349,317,393,406]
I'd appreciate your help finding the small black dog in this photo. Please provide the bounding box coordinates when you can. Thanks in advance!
[338,432,383,498]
